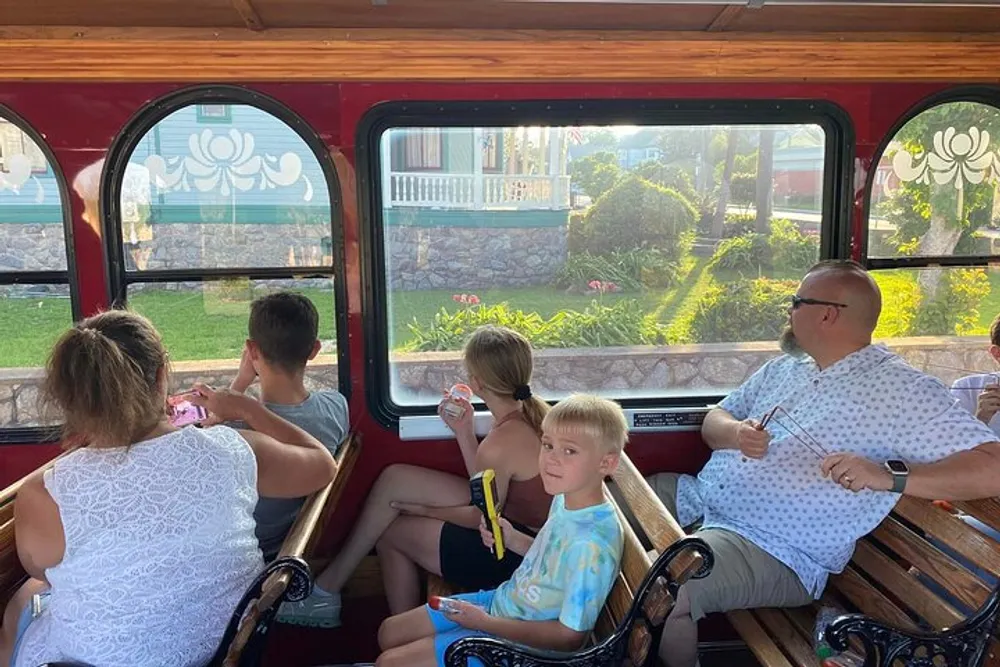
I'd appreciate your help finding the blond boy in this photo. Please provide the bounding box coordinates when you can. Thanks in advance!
[374,394,628,667]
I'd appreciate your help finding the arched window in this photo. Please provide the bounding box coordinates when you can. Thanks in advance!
[104,89,345,393]
[0,109,75,433]
[865,95,1000,387]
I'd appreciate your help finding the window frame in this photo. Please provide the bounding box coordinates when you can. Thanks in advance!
[861,86,1000,272]
[100,85,351,398]
[0,104,80,444]
[357,99,854,429]
[196,104,233,124]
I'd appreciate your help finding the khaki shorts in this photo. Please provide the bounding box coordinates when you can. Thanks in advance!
[645,472,812,621]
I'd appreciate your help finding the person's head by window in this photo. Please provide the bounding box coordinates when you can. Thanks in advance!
[463,325,548,434]
[42,309,169,448]
[780,259,882,369]
[246,291,321,380]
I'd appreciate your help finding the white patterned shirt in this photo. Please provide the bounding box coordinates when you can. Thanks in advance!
[675,344,997,597]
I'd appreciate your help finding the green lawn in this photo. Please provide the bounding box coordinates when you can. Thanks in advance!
[10,257,993,369]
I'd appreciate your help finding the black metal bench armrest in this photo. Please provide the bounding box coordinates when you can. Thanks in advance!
[444,536,714,667]
[826,585,1000,667]
[204,556,313,667]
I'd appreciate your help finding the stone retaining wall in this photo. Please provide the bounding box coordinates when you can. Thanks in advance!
[2,336,991,429]
[386,225,567,290]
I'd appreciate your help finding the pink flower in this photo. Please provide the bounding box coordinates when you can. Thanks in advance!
[588,280,601,290]
[606,282,618,292]
[468,295,480,305]
[460,294,469,304]
[452,294,462,303]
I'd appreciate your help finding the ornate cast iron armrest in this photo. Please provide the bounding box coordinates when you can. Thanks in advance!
[204,556,313,667]
[444,537,714,667]
[825,585,1000,667]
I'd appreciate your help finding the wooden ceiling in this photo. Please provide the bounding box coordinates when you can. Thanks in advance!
[3,0,1000,33]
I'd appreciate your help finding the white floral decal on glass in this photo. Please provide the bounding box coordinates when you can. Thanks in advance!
[144,129,314,201]
[892,126,1000,190]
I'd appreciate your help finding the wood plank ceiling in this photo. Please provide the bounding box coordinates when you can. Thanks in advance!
[2,0,1000,33]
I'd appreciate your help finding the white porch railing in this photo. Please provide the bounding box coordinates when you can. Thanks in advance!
[388,173,571,210]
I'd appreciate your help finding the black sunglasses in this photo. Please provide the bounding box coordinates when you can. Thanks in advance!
[791,295,848,309]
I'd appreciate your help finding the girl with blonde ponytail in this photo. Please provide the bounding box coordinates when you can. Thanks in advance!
[280,326,551,626]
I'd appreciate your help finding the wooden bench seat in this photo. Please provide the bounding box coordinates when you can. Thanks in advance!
[663,493,1000,667]
[428,453,714,667]
[2,432,361,667]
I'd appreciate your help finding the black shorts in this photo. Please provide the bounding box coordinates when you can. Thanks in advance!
[439,520,535,591]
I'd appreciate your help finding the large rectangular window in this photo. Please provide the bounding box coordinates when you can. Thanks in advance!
[365,103,847,418]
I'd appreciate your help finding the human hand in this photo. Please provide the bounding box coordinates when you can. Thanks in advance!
[438,393,475,438]
[444,599,492,631]
[820,453,892,493]
[976,385,1000,424]
[188,383,255,424]
[736,418,771,459]
[479,514,510,549]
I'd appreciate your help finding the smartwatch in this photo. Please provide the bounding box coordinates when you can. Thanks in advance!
[885,459,909,493]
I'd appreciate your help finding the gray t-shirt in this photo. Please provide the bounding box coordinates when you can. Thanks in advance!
[236,389,349,559]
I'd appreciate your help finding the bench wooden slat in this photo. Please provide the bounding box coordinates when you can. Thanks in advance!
[612,455,702,582]
[895,497,1000,581]
[727,610,796,667]
[828,565,918,632]
[607,487,654,592]
[872,515,992,612]
[605,573,635,628]
[852,539,962,630]
[955,498,1000,539]
[754,609,819,667]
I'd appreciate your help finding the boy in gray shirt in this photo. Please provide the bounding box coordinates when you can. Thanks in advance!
[228,291,349,560]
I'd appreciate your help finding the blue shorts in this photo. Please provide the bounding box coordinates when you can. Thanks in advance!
[426,589,495,667]
[11,591,49,666]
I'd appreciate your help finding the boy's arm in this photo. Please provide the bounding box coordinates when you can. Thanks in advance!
[480,617,586,652]
[229,346,258,394]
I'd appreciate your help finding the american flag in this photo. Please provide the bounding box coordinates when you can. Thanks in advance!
[568,127,583,145]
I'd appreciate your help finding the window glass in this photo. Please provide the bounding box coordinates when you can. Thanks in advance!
[867,101,1000,388]
[123,104,331,271]
[869,101,1000,260]
[0,116,71,429]
[128,278,337,391]
[379,123,827,406]
[0,118,66,273]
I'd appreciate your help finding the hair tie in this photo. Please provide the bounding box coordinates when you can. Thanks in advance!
[513,385,532,401]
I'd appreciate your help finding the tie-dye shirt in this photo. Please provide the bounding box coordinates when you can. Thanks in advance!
[490,494,623,632]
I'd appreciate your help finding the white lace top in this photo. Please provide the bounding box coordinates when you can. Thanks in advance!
[15,426,264,667]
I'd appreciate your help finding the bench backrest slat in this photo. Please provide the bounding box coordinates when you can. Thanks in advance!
[873,515,991,612]
[754,608,817,667]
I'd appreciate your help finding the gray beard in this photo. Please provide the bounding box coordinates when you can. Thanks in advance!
[779,325,805,357]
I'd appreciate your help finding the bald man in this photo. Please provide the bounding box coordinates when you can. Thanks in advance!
[649,259,1000,667]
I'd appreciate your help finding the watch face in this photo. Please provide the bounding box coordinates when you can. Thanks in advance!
[887,460,908,474]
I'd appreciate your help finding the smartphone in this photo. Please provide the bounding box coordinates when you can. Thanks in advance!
[167,393,207,427]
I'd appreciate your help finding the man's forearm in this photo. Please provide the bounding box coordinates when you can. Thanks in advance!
[701,408,741,451]
[482,617,583,651]
[906,443,1000,500]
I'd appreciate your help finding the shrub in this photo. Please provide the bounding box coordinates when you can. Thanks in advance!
[553,248,684,292]
[872,271,920,339]
[708,233,771,276]
[405,299,667,351]
[570,176,697,261]
[912,268,991,337]
[729,173,757,206]
[723,213,756,238]
[769,219,819,274]
[689,278,796,344]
